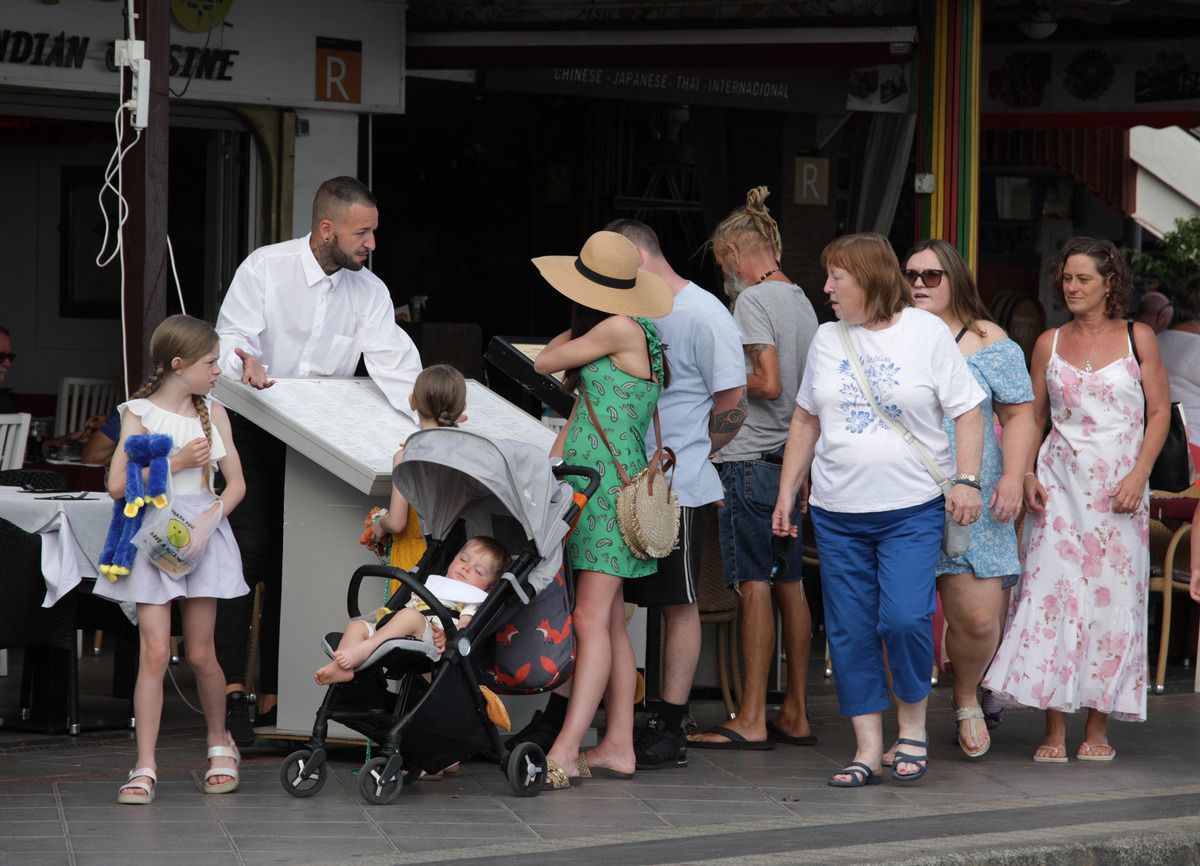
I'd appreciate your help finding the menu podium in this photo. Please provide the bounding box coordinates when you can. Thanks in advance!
[214,376,556,738]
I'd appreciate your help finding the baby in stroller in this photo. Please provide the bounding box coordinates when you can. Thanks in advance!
[314,536,509,684]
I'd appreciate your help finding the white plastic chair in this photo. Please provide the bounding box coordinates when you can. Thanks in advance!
[54,378,121,437]
[0,413,31,471]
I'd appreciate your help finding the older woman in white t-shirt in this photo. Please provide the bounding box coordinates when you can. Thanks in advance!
[773,233,984,789]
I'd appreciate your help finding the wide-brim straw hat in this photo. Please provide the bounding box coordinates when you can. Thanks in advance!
[532,230,673,318]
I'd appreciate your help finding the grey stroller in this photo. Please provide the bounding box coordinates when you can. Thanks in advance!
[279,428,598,804]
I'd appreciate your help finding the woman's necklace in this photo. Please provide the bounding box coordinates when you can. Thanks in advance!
[1077,320,1109,373]
[754,268,781,285]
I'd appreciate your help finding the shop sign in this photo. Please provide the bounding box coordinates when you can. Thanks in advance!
[794,157,829,205]
[0,1,404,113]
[487,67,849,113]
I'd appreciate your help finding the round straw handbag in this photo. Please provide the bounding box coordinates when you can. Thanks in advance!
[582,389,679,560]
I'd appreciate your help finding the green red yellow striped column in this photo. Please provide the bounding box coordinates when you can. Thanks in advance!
[916,0,981,271]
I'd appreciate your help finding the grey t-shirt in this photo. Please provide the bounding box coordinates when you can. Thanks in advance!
[714,280,819,463]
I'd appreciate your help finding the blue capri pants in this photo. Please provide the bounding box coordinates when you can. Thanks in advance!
[810,496,943,717]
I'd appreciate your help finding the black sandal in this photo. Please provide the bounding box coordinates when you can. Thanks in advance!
[827,761,882,788]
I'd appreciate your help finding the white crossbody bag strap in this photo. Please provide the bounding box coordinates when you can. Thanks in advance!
[836,321,950,493]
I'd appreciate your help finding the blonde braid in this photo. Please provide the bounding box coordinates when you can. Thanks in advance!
[130,365,167,400]
[191,394,214,491]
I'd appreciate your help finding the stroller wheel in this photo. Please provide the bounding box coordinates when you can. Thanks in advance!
[359,756,402,805]
[280,749,327,798]
[506,742,547,797]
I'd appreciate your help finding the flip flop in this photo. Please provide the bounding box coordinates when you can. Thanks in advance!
[1032,744,1069,764]
[766,720,817,746]
[579,753,634,779]
[688,725,774,751]
[1076,743,1116,762]
[542,758,575,791]
[827,761,882,788]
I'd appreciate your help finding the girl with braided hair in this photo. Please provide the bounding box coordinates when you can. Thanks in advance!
[96,314,248,804]
[366,364,466,564]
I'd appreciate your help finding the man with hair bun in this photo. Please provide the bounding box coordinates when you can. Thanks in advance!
[214,176,422,743]
[689,186,820,752]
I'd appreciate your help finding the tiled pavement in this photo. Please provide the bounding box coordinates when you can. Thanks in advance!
[2,650,1198,866]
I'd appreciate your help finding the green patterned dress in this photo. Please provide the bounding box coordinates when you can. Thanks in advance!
[563,317,664,578]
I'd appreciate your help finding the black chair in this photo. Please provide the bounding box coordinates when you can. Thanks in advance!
[0,517,80,734]
[0,469,69,492]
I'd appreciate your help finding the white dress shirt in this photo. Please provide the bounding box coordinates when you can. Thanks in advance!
[216,234,422,418]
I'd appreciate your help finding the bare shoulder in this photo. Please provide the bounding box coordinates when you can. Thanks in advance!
[597,315,647,344]
[1130,320,1161,359]
[209,400,231,423]
[976,320,1009,347]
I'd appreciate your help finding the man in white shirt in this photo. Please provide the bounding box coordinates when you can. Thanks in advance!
[214,176,422,742]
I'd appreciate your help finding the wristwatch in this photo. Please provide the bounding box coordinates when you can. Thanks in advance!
[952,473,981,490]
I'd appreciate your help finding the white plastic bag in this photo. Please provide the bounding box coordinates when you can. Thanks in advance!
[132,494,223,579]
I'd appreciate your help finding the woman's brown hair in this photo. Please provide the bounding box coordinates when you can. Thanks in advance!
[1053,236,1132,320]
[412,364,466,427]
[131,314,219,488]
[906,238,991,337]
[821,233,912,326]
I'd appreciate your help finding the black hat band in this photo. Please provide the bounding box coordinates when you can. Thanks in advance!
[575,257,636,290]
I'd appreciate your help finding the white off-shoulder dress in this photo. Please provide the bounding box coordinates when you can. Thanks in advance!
[93,397,249,606]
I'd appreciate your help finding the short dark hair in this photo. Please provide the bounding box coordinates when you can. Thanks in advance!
[1173,274,1200,324]
[605,218,663,258]
[312,176,377,226]
[0,325,10,337]
[1053,237,1131,320]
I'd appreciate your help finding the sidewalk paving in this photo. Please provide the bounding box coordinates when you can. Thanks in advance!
[2,651,1198,866]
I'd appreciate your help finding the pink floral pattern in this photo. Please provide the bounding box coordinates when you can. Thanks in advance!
[983,331,1148,721]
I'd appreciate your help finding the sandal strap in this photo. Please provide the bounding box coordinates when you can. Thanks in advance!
[954,705,985,721]
[207,745,240,763]
[840,761,874,778]
[205,765,240,782]
[127,767,157,783]
[893,751,929,765]
[895,737,929,749]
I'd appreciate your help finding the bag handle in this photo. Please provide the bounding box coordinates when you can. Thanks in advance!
[836,321,950,492]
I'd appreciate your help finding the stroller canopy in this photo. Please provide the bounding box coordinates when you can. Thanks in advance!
[392,428,574,594]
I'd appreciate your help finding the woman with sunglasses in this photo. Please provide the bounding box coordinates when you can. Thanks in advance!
[902,240,1037,760]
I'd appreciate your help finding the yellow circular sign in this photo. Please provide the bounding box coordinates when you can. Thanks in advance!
[166,518,192,549]
[171,0,234,34]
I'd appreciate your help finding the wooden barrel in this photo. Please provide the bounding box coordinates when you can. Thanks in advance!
[990,290,1045,367]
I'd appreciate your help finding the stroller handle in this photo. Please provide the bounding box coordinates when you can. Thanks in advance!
[554,463,601,499]
[346,564,462,638]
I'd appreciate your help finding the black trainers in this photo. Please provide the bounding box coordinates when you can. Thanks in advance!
[504,709,561,754]
[225,691,255,746]
[634,716,688,770]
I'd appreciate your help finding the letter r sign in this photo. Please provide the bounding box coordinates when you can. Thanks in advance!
[793,157,829,206]
[315,37,362,103]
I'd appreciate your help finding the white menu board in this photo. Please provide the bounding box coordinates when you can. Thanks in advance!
[214,377,555,495]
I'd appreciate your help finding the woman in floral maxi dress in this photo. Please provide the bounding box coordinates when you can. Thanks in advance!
[983,238,1169,762]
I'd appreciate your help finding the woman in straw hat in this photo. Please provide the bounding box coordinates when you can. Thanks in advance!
[533,230,673,789]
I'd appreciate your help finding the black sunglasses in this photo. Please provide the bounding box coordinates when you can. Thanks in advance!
[0,352,15,363]
[903,269,945,288]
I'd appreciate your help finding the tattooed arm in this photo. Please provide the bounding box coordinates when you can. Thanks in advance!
[745,343,781,401]
[708,386,748,455]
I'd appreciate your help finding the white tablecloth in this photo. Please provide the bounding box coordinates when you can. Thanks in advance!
[0,487,114,607]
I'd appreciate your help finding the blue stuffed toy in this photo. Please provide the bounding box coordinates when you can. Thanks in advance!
[98,434,173,580]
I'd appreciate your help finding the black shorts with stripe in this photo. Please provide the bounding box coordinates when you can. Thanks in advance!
[623,505,707,608]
